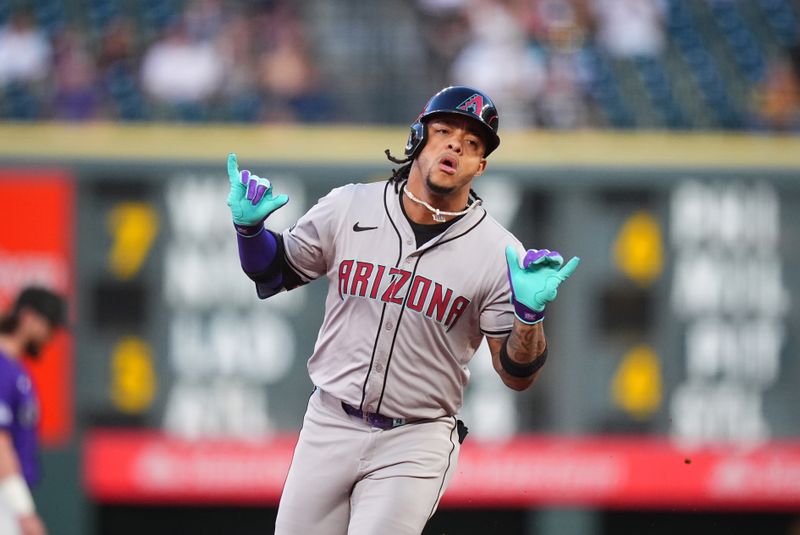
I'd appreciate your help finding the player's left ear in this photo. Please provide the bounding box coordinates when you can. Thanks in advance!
[474,158,488,177]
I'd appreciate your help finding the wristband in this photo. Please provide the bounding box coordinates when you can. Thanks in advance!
[233,222,264,237]
[0,474,35,516]
[499,339,548,378]
[512,301,545,324]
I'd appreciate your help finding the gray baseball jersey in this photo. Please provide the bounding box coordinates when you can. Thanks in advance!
[275,180,522,420]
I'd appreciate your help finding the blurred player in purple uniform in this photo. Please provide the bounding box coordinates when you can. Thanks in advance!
[0,287,66,535]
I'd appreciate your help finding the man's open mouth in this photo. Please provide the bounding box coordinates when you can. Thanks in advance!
[438,156,458,174]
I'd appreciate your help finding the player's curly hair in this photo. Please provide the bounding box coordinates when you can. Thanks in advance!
[385,149,412,193]
[383,149,483,203]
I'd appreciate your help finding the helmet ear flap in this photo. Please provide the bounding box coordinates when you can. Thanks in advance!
[404,121,426,158]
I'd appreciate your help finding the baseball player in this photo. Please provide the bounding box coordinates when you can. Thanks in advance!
[227,86,579,535]
[0,287,66,535]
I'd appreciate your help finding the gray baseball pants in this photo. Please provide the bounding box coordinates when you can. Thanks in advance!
[274,388,461,535]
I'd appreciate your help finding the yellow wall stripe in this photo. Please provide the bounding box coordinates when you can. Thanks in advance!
[1,123,799,168]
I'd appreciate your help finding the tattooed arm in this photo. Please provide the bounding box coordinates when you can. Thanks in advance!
[487,322,547,391]
[489,245,578,391]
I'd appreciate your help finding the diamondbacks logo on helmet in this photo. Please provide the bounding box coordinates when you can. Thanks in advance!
[456,94,484,116]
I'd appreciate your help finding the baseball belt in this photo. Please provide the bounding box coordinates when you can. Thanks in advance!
[340,401,407,430]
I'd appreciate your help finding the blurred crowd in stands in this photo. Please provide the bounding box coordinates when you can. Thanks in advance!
[0,0,333,122]
[0,0,798,131]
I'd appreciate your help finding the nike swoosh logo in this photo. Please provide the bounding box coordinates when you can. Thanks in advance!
[353,222,378,232]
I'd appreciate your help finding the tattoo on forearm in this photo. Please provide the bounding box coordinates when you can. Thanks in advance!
[507,324,544,363]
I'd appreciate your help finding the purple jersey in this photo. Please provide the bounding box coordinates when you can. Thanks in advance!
[0,351,40,486]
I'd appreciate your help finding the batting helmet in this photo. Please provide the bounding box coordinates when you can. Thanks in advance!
[404,86,500,159]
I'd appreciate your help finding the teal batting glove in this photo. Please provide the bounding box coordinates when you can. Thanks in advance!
[227,153,289,229]
[505,246,580,324]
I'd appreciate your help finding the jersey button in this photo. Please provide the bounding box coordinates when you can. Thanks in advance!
[406,239,413,245]
[375,363,384,373]
[385,322,393,330]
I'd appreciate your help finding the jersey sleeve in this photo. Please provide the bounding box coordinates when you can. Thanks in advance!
[479,237,522,338]
[0,367,17,431]
[281,185,352,283]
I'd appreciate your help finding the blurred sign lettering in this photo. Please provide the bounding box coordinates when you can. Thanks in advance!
[110,337,156,413]
[669,180,788,446]
[612,344,662,419]
[161,174,304,438]
[613,211,663,286]
[106,202,159,280]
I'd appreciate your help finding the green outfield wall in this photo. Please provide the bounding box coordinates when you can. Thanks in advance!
[1,124,799,535]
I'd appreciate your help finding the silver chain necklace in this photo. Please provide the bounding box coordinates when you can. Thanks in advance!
[403,186,482,222]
